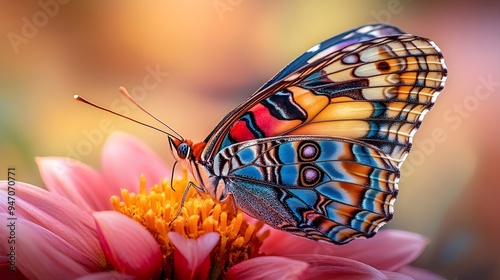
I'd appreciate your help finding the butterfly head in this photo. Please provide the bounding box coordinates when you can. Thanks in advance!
[168,137,206,162]
[168,136,214,196]
[168,137,191,161]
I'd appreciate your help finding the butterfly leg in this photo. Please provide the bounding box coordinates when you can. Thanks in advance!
[169,161,180,191]
[169,180,213,224]
[169,181,198,225]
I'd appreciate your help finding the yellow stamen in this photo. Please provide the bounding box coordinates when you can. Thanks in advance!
[109,171,268,277]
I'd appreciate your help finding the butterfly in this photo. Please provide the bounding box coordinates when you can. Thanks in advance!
[165,24,447,244]
[89,23,442,245]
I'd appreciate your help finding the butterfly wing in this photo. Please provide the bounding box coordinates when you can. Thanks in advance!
[258,24,406,92]
[202,24,447,167]
[212,136,398,244]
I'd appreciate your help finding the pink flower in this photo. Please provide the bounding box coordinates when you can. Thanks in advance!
[1,132,443,279]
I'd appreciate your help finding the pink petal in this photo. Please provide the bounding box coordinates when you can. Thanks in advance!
[259,227,316,256]
[381,270,415,280]
[93,211,163,279]
[261,228,427,271]
[36,157,115,211]
[76,271,135,280]
[226,256,309,280]
[333,230,428,271]
[287,254,387,279]
[0,265,27,280]
[0,181,105,264]
[0,214,102,279]
[398,266,445,280]
[168,232,220,280]
[101,132,170,192]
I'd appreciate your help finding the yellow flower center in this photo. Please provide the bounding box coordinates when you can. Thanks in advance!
[109,169,269,278]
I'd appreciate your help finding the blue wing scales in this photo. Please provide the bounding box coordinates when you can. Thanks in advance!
[212,136,398,244]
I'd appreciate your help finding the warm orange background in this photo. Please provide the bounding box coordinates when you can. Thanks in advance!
[1,1,499,278]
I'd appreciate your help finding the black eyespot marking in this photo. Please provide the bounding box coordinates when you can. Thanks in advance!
[299,164,322,187]
[377,61,391,71]
[298,141,320,162]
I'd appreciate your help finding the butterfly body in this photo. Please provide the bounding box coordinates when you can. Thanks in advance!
[169,24,447,244]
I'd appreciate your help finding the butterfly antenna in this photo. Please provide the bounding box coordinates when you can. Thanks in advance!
[74,95,176,138]
[119,87,183,140]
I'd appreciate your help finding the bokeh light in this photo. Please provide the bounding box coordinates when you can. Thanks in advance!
[1,1,499,279]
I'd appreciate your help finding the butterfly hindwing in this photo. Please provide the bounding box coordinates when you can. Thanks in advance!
[212,136,398,244]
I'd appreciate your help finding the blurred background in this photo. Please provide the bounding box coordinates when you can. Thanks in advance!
[1,1,499,278]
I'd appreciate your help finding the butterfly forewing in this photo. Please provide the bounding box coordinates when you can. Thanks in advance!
[203,33,446,167]
[212,136,398,244]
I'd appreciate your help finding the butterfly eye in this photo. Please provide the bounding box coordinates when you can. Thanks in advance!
[177,142,191,159]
